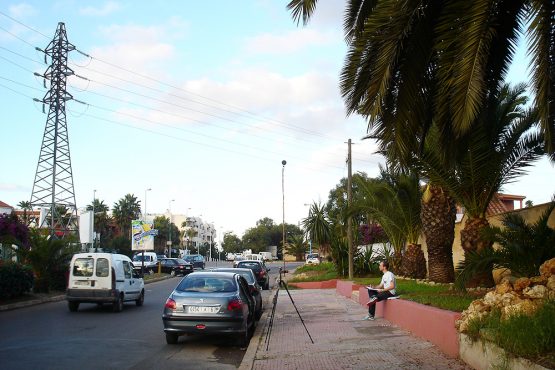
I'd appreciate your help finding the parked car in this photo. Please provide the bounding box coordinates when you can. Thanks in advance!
[232,256,245,267]
[159,258,194,276]
[132,252,158,272]
[211,268,263,320]
[66,253,144,312]
[306,253,321,265]
[235,260,270,290]
[183,254,206,269]
[162,272,255,346]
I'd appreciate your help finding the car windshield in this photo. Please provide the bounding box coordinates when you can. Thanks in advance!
[237,262,260,269]
[184,256,195,261]
[133,255,151,262]
[176,277,236,293]
[176,259,187,264]
[308,254,319,259]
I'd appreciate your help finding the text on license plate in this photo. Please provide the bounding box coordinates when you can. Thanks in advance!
[187,306,219,313]
[75,281,89,286]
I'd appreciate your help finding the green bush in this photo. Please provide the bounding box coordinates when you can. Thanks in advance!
[0,261,34,299]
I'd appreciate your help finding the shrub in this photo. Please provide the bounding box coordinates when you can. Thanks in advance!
[0,261,34,299]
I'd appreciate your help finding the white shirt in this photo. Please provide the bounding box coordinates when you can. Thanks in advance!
[381,271,396,295]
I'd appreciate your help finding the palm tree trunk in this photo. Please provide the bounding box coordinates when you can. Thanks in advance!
[460,216,494,287]
[421,184,456,283]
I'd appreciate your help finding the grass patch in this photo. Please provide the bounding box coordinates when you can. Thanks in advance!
[465,301,555,368]
[289,262,338,283]
[142,273,169,281]
[353,277,479,312]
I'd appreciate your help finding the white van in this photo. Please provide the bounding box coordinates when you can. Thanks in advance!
[244,254,263,262]
[132,252,158,272]
[66,253,145,312]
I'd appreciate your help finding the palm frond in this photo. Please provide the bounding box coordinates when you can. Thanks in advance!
[287,0,318,26]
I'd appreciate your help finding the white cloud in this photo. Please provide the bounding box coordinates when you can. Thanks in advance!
[79,1,121,16]
[244,29,338,54]
[9,3,36,18]
[0,183,31,192]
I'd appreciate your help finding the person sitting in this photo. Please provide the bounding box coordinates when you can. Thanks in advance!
[363,260,396,321]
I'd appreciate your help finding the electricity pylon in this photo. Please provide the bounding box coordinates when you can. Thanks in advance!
[30,22,78,238]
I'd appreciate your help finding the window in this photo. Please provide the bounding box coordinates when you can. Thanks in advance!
[123,261,132,279]
[176,277,236,293]
[73,258,94,277]
[96,258,109,277]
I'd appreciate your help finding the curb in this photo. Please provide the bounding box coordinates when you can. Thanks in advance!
[0,275,175,312]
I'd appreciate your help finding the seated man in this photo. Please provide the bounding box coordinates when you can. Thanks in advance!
[364,261,396,321]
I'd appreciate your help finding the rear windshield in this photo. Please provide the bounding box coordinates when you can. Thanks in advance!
[176,259,187,264]
[96,258,109,277]
[215,270,254,284]
[237,262,261,269]
[133,255,152,262]
[73,258,94,277]
[176,277,236,293]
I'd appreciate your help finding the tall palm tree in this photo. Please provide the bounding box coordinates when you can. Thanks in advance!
[287,0,555,157]
[302,201,332,257]
[17,201,31,225]
[350,168,422,272]
[286,234,308,261]
[419,84,544,284]
[112,194,141,237]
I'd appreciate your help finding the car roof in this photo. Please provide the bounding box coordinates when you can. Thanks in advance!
[212,268,253,273]
[185,271,238,279]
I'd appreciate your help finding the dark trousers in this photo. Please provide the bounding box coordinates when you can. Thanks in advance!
[367,290,394,316]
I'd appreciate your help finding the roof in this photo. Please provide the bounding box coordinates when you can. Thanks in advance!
[0,200,13,208]
[486,193,526,216]
[497,193,526,200]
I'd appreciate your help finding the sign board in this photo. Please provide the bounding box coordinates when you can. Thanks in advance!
[79,210,93,244]
[131,220,158,251]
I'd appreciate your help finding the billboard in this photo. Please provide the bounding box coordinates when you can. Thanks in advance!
[131,220,158,251]
[79,210,93,244]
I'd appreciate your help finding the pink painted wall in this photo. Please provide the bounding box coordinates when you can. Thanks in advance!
[289,279,337,289]
[336,280,354,298]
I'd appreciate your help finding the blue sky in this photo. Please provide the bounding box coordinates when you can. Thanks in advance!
[0,1,553,239]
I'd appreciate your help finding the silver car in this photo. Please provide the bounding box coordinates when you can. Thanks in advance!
[162,272,255,346]
[211,268,263,320]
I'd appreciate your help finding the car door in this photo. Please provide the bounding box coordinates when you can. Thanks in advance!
[122,260,140,299]
[237,276,254,322]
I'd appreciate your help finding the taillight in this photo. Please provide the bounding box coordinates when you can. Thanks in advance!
[111,267,116,290]
[258,270,266,277]
[165,298,177,310]
[227,299,242,311]
[249,285,256,293]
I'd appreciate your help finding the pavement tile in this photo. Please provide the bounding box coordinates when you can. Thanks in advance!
[252,289,470,370]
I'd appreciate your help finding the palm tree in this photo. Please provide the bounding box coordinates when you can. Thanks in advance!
[350,168,422,272]
[302,202,332,257]
[184,228,197,253]
[286,234,308,261]
[112,194,141,237]
[419,84,545,284]
[17,201,31,225]
[287,0,555,157]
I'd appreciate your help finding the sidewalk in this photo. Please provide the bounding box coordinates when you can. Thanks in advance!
[250,289,470,370]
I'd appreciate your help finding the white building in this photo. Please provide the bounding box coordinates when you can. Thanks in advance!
[182,216,216,254]
[0,200,14,215]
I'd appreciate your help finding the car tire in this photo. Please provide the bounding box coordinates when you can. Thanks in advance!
[238,322,249,348]
[166,333,179,345]
[255,309,262,321]
[68,301,79,312]
[135,290,144,307]
[113,294,123,313]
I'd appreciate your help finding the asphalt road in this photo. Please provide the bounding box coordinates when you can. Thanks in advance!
[0,261,303,370]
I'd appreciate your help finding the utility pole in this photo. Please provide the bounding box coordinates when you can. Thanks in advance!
[30,22,79,238]
[347,139,354,280]
[281,160,287,272]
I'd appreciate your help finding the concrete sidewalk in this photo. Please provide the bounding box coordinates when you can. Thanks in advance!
[250,289,470,370]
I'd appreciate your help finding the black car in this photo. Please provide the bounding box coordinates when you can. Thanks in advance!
[160,258,194,276]
[183,254,206,269]
[212,268,263,320]
[162,272,255,346]
[235,260,270,290]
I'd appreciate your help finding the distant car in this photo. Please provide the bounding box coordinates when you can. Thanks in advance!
[212,268,263,320]
[132,252,158,272]
[232,256,245,268]
[160,258,194,276]
[306,253,321,265]
[183,254,206,269]
[157,254,167,260]
[235,260,270,290]
[162,272,255,346]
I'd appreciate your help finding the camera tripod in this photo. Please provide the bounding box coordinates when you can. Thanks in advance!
[264,267,314,350]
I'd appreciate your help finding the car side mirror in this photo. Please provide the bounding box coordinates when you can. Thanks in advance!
[267,268,271,271]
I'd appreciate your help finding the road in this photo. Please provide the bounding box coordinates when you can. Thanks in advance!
[0,261,302,370]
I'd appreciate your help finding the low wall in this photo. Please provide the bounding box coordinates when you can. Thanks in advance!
[336,280,354,298]
[288,279,337,289]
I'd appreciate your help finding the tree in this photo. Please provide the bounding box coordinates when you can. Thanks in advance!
[221,232,243,254]
[184,228,198,252]
[86,199,113,248]
[419,83,544,285]
[286,234,308,261]
[112,194,141,237]
[525,200,534,208]
[302,201,332,256]
[17,201,31,225]
[153,216,180,254]
[0,213,30,248]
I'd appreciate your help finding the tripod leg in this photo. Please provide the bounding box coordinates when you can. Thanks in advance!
[280,280,314,344]
[264,286,279,350]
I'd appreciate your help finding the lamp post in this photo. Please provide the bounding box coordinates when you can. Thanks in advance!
[168,199,175,257]
[144,188,152,221]
[281,160,286,272]
[142,188,151,277]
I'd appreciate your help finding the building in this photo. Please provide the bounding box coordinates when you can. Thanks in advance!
[456,193,526,222]
[182,216,216,254]
[0,200,14,215]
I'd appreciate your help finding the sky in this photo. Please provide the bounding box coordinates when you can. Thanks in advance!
[0,1,553,241]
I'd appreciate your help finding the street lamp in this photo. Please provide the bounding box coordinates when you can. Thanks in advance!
[144,188,152,221]
[168,199,175,257]
[282,160,286,272]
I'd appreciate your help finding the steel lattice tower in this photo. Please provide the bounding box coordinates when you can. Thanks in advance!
[30,22,78,237]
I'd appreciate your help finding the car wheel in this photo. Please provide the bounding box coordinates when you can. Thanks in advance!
[255,309,262,321]
[165,333,179,345]
[112,294,123,313]
[68,301,79,312]
[135,290,144,307]
[238,322,249,348]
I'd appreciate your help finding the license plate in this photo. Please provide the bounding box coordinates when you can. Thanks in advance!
[75,281,89,286]
[187,306,219,314]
